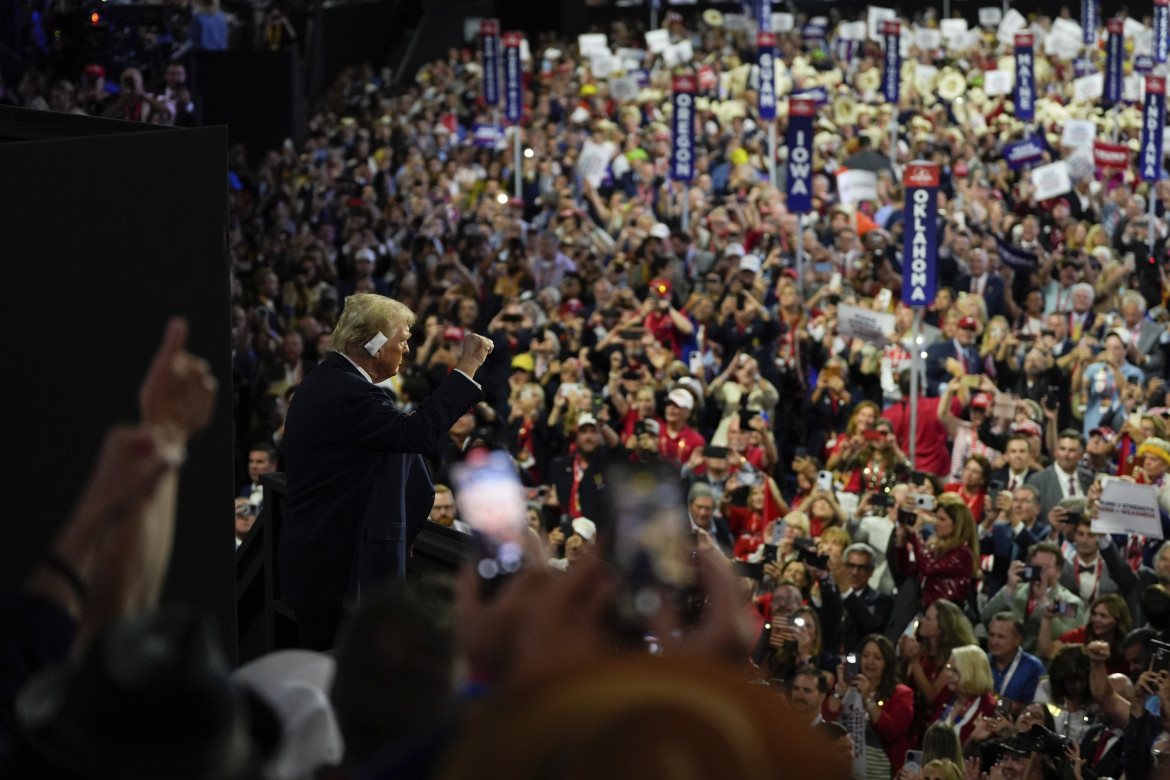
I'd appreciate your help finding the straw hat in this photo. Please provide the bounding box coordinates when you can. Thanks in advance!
[937,70,967,100]
[702,8,724,27]
[832,94,859,126]
[857,68,881,93]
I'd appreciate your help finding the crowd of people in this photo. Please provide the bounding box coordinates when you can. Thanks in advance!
[11,0,1170,778]
[218,2,1170,778]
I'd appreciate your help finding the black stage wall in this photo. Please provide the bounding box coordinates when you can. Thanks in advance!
[191,49,306,156]
[0,107,237,662]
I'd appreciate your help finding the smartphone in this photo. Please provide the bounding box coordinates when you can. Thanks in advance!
[870,492,894,508]
[817,470,834,492]
[1022,565,1045,582]
[737,469,759,487]
[844,652,861,681]
[733,560,765,579]
[794,446,808,459]
[829,271,843,292]
[863,428,885,441]
[796,544,830,569]
[689,352,704,375]
[452,449,530,596]
[904,751,924,772]
[1052,600,1076,617]
[897,506,918,526]
[914,494,937,512]
[605,462,697,636]
[1128,376,1141,386]
[961,375,981,388]
[987,479,1005,505]
[763,543,780,563]
[1152,639,1170,674]
[736,291,746,310]
[1017,333,1036,342]
[902,617,921,638]
[592,395,604,416]
[619,328,643,340]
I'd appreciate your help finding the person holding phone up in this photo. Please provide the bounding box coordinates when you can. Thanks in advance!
[980,542,1086,654]
[893,493,980,609]
[824,634,915,779]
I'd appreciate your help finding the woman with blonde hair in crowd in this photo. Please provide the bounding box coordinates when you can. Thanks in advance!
[928,645,997,743]
[899,599,978,742]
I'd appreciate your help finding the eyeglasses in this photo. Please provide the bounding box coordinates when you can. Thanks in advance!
[844,563,873,570]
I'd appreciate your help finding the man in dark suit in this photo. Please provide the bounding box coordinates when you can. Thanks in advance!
[954,249,1007,319]
[980,484,1046,597]
[988,435,1041,495]
[924,315,981,396]
[821,543,893,654]
[281,294,492,650]
[687,482,735,557]
[1025,429,1095,520]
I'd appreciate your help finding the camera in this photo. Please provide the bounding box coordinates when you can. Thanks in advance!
[1051,600,1076,617]
[1021,724,1073,758]
[1022,565,1045,582]
[793,538,829,569]
[914,494,937,512]
[870,492,894,509]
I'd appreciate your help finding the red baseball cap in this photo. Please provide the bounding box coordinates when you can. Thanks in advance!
[971,393,992,408]
[957,316,979,330]
[443,326,465,341]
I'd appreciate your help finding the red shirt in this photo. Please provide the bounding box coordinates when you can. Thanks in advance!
[643,310,683,357]
[896,532,974,607]
[882,396,962,477]
[659,424,705,466]
[944,483,987,524]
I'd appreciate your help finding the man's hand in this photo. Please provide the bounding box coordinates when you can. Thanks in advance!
[455,332,494,376]
[1005,560,1025,592]
[139,317,217,447]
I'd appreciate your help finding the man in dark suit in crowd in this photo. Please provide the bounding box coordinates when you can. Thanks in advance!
[1026,429,1094,519]
[924,315,981,396]
[980,484,1046,598]
[954,248,1007,319]
[281,293,493,650]
[820,543,893,654]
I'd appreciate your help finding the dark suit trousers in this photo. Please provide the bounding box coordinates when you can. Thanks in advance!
[297,607,346,651]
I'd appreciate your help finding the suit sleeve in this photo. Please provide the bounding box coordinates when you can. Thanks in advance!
[818,577,844,651]
[344,370,484,454]
[843,590,893,639]
[981,583,1012,625]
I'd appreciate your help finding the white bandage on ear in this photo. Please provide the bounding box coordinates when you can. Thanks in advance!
[364,331,388,356]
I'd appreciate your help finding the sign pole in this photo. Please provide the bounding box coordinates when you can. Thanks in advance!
[1142,75,1166,257]
[503,32,524,200]
[769,120,777,186]
[795,216,805,297]
[514,131,522,199]
[682,183,690,232]
[481,20,501,151]
[902,160,941,468]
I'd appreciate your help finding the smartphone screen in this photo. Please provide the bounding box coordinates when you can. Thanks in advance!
[844,652,860,681]
[817,470,834,492]
[452,449,530,593]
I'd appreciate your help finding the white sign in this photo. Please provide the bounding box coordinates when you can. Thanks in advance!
[837,303,896,344]
[519,38,531,62]
[608,75,639,101]
[663,39,694,66]
[617,47,644,68]
[867,6,897,41]
[993,392,1018,420]
[983,69,1013,96]
[590,52,618,78]
[772,12,795,32]
[1066,148,1096,181]
[1093,480,1164,539]
[915,27,942,50]
[1046,31,1082,59]
[837,169,879,204]
[577,140,616,188]
[839,21,867,40]
[914,64,939,94]
[724,13,749,31]
[578,33,608,56]
[645,29,670,54]
[1051,18,1084,42]
[1125,17,1147,39]
[979,7,1003,27]
[1061,118,1097,148]
[1125,74,1146,103]
[1031,161,1072,200]
[941,19,968,41]
[1073,72,1104,102]
[997,8,1028,45]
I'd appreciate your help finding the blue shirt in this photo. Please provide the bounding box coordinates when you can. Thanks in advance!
[989,648,1045,704]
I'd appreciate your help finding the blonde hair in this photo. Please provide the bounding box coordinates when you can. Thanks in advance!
[922,760,962,780]
[332,294,415,355]
[820,526,851,552]
[948,645,994,697]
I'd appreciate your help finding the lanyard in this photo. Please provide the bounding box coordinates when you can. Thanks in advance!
[996,648,1023,696]
[941,695,983,735]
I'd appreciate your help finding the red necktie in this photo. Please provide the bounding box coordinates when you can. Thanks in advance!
[1069,477,1077,496]
[1008,478,1017,491]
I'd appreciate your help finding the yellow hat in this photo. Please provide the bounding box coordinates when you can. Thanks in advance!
[580,84,598,96]
[730,148,749,165]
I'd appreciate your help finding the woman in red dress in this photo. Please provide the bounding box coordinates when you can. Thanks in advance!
[893,492,980,608]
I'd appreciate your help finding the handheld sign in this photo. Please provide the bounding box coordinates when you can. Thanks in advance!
[671,74,697,183]
[503,32,523,122]
[1014,33,1035,121]
[1157,0,1170,64]
[881,21,900,104]
[786,97,815,213]
[1140,75,1166,182]
[902,162,939,306]
[756,0,772,32]
[758,32,777,120]
[481,20,501,107]
[1106,18,1124,105]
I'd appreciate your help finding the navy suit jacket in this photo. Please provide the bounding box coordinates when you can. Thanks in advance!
[955,274,1007,319]
[924,339,981,396]
[280,352,483,609]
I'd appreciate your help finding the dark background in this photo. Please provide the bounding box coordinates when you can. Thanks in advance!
[0,107,237,661]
